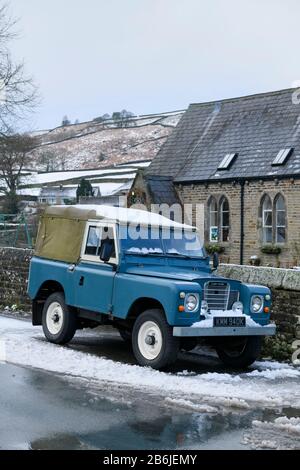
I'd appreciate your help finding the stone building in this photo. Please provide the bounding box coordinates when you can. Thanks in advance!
[129,88,300,268]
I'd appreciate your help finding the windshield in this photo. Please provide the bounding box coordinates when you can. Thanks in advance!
[120,225,205,258]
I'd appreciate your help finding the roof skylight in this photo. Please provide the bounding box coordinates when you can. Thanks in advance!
[218,153,238,170]
[272,148,294,166]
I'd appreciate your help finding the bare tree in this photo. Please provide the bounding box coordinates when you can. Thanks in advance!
[0,3,38,132]
[0,133,37,213]
[39,149,56,172]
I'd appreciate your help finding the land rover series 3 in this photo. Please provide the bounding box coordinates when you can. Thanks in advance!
[28,205,276,370]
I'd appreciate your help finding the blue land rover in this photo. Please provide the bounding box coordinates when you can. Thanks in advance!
[28,205,276,370]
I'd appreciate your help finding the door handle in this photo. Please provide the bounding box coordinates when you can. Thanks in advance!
[68,264,76,273]
[79,276,85,286]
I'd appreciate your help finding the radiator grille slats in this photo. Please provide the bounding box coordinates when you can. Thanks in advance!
[204,282,239,311]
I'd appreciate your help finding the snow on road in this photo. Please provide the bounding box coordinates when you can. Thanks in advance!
[1,316,300,413]
[243,417,300,449]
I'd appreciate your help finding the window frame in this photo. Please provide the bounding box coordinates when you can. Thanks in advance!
[260,193,287,245]
[262,194,273,244]
[275,194,286,244]
[220,197,230,242]
[207,195,230,243]
[208,196,219,242]
[81,220,119,265]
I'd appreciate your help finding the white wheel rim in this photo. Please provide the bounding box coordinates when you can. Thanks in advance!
[137,321,163,361]
[46,302,64,335]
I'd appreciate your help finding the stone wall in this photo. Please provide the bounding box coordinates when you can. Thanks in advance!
[0,247,33,310]
[0,248,299,360]
[218,264,300,360]
[177,178,300,268]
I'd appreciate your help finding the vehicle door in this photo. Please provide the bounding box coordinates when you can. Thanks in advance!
[72,221,118,314]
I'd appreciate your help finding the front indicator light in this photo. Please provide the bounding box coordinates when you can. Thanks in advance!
[264,307,270,314]
[178,305,185,312]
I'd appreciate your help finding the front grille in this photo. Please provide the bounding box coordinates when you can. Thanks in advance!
[204,281,239,311]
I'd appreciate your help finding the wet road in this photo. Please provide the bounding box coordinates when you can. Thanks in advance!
[0,315,300,450]
[1,362,298,451]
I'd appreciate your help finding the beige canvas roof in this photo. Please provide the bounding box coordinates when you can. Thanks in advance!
[35,205,195,264]
[43,205,194,229]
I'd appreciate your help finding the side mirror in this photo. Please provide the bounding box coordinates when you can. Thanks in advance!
[100,240,113,263]
[212,252,219,270]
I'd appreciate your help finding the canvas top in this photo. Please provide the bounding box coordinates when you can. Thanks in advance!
[43,205,194,230]
[35,205,195,263]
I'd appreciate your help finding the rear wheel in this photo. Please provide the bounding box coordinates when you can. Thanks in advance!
[216,336,262,368]
[132,309,179,370]
[42,292,77,345]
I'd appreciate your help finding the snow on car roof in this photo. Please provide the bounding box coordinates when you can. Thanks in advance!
[44,205,195,230]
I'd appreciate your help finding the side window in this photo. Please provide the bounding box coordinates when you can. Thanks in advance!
[100,226,116,259]
[84,225,117,261]
[85,226,101,256]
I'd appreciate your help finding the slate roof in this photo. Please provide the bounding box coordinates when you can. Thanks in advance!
[147,88,300,182]
[145,175,182,205]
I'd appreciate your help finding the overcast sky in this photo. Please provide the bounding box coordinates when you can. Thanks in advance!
[10,0,300,130]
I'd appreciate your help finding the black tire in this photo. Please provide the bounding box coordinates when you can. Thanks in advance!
[132,309,179,370]
[216,336,262,368]
[181,339,198,352]
[42,292,77,345]
[118,328,132,343]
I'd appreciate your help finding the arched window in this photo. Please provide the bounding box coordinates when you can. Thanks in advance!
[220,197,230,242]
[275,194,286,243]
[209,197,218,242]
[208,196,230,242]
[262,195,273,243]
[260,193,287,244]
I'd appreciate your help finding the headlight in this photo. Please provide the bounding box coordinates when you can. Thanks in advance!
[185,294,199,312]
[251,295,263,313]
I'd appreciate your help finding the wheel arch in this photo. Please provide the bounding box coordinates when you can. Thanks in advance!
[126,297,166,324]
[32,280,65,326]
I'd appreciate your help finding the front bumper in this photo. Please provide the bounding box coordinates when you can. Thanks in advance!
[173,324,276,337]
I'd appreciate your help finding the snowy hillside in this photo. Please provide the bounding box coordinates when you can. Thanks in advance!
[30,111,185,171]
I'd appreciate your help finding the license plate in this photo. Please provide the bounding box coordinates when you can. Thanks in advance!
[213,317,246,328]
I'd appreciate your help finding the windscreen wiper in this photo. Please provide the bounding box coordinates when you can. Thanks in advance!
[125,251,163,257]
[165,253,192,259]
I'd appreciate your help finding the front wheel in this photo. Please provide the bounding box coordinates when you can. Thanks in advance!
[216,336,262,368]
[42,292,77,345]
[132,309,179,370]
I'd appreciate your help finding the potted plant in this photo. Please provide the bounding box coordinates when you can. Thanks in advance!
[260,245,282,256]
[205,243,226,255]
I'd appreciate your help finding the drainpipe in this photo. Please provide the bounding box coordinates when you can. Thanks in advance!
[240,180,245,265]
